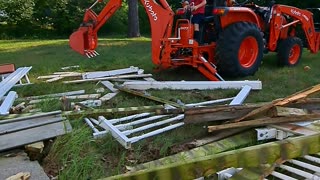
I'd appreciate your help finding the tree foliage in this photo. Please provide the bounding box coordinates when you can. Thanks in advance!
[0,0,318,38]
[0,0,35,25]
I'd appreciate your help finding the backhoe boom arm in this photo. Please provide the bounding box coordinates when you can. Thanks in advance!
[69,0,174,65]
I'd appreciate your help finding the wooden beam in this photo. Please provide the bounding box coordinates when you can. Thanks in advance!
[208,114,320,132]
[116,85,184,108]
[275,84,320,106]
[184,104,263,124]
[106,134,320,179]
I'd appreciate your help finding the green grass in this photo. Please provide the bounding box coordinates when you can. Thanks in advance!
[1,37,320,179]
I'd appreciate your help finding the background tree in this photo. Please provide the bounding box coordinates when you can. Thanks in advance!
[0,0,34,25]
[128,0,140,37]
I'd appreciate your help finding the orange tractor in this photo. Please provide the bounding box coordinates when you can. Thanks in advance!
[69,0,320,81]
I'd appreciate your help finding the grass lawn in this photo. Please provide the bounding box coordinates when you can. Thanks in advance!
[0,37,319,179]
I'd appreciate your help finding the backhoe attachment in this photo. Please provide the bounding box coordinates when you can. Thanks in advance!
[69,26,99,58]
[69,0,122,58]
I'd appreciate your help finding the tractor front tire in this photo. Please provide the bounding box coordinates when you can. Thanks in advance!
[215,22,264,77]
[277,37,303,66]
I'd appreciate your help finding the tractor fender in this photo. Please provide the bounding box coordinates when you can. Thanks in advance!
[219,7,262,30]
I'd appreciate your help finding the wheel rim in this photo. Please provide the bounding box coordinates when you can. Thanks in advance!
[289,44,301,65]
[238,36,259,68]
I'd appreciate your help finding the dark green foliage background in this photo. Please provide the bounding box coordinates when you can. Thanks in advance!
[0,0,318,38]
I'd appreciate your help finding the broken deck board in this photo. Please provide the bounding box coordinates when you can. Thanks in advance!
[275,84,320,106]
[208,114,320,132]
[0,121,72,151]
[235,84,320,122]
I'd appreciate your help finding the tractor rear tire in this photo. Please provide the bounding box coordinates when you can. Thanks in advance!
[215,22,264,77]
[277,37,303,66]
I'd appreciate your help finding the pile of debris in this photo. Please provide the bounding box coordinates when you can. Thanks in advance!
[2,63,320,180]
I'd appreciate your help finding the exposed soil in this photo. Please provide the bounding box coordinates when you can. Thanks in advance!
[42,153,60,178]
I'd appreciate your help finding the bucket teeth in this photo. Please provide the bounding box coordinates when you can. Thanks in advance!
[85,50,99,58]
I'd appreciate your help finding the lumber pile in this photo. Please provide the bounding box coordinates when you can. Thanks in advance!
[181,84,320,133]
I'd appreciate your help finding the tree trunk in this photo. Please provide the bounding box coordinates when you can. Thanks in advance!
[128,0,140,37]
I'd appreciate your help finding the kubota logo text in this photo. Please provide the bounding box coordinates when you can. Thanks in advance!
[291,9,301,16]
[144,0,158,21]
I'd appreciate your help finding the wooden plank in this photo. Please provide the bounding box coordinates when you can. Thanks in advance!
[186,128,248,147]
[208,114,320,132]
[116,85,183,108]
[269,123,319,136]
[106,134,320,179]
[0,111,61,124]
[37,72,82,79]
[0,120,72,151]
[99,93,118,102]
[235,84,320,122]
[184,104,263,124]
[272,106,309,117]
[0,117,64,135]
[63,105,164,118]
[66,94,101,100]
[234,100,281,122]
[63,74,152,84]
[100,81,119,93]
[275,84,320,106]
[46,76,64,82]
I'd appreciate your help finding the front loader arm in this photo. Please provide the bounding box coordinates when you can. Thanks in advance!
[268,5,319,53]
[69,0,175,63]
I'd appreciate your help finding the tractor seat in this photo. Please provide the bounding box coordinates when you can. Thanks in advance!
[204,5,214,23]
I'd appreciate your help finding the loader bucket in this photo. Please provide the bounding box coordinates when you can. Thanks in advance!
[69,27,99,58]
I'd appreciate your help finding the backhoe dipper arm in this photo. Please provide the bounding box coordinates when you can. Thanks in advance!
[268,5,320,53]
[69,0,175,65]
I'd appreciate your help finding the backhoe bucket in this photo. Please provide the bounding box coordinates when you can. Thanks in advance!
[69,27,99,58]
